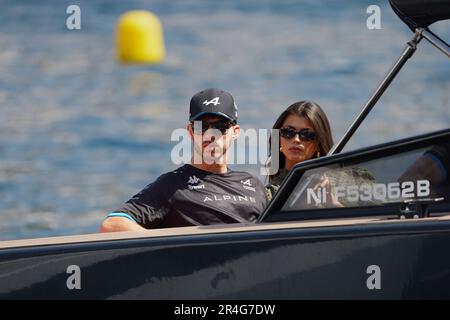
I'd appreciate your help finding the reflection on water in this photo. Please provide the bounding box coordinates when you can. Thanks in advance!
[0,0,449,240]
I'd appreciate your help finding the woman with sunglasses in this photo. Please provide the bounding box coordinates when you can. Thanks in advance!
[266,101,334,201]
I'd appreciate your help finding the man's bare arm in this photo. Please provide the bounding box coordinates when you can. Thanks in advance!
[99,217,147,233]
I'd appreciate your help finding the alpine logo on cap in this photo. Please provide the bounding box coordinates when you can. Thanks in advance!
[203,97,221,106]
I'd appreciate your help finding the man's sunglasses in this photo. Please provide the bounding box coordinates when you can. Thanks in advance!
[191,120,233,135]
[280,127,317,141]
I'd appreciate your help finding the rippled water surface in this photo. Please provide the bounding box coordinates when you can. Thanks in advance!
[0,0,449,240]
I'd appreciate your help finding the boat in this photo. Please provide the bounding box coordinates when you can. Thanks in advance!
[0,0,449,299]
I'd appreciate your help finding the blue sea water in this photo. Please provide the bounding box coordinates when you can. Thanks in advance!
[0,0,449,240]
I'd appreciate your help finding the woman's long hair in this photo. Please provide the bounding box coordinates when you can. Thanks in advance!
[268,101,334,183]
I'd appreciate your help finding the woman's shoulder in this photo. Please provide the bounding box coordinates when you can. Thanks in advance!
[265,169,289,201]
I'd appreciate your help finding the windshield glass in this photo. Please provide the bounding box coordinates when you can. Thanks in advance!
[282,144,449,212]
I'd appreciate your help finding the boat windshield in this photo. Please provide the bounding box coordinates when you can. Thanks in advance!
[284,147,437,211]
[263,134,450,221]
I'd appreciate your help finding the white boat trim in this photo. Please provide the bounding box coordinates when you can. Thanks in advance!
[1,213,450,249]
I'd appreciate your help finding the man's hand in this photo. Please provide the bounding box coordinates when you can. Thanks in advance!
[99,217,147,233]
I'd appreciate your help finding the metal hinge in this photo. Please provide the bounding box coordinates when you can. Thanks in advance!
[398,197,444,219]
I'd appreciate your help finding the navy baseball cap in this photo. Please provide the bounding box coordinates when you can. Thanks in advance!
[189,88,238,123]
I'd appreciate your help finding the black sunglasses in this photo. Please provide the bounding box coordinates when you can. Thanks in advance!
[191,120,233,135]
[280,127,317,141]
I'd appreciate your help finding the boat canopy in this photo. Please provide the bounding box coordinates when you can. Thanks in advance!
[389,0,450,31]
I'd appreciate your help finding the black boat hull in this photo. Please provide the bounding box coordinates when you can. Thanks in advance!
[1,217,450,299]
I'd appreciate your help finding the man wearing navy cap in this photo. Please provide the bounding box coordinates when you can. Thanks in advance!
[100,88,268,232]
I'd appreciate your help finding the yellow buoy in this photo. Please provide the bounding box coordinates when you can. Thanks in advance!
[116,10,165,64]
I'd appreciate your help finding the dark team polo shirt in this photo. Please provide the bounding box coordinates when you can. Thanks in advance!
[108,164,268,228]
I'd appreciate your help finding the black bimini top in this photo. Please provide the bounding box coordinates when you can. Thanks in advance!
[389,0,450,31]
